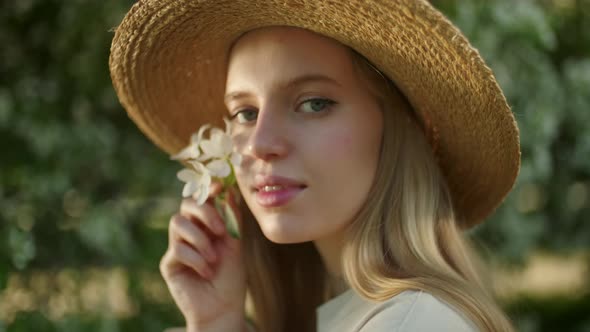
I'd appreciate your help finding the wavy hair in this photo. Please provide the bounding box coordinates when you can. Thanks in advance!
[239,48,514,332]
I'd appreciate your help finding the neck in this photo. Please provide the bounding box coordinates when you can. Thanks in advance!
[313,231,350,296]
[313,234,343,276]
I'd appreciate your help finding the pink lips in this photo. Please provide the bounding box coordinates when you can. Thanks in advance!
[253,174,306,208]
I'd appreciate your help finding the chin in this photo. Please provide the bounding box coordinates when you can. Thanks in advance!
[257,216,311,244]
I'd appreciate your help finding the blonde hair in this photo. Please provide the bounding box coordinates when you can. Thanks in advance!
[239,49,514,332]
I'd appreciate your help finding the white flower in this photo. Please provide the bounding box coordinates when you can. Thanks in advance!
[172,119,242,238]
[176,161,211,205]
[199,117,242,176]
[199,118,232,158]
[173,118,241,208]
[205,159,232,178]
[170,124,211,161]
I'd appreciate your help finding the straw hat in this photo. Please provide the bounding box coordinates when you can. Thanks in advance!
[109,0,520,228]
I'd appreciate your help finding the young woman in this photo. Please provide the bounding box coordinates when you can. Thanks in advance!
[109,1,521,331]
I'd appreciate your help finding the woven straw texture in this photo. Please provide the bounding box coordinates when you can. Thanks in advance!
[109,0,520,228]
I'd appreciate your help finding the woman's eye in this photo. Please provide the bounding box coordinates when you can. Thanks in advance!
[299,98,336,113]
[231,109,258,124]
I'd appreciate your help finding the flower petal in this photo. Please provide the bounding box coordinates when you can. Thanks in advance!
[171,144,199,160]
[200,138,224,158]
[206,159,231,178]
[193,188,208,205]
[191,124,211,144]
[210,128,225,142]
[177,168,197,182]
[190,160,209,175]
[182,180,198,197]
[219,134,233,155]
[193,172,212,205]
[230,152,242,167]
[211,128,229,150]
[200,169,212,188]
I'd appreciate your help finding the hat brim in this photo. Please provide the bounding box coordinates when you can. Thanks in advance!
[109,0,520,228]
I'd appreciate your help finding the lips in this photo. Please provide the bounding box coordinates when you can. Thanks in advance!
[249,174,307,208]
[252,174,307,192]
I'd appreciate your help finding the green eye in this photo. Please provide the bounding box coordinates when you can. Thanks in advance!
[300,98,335,113]
[232,109,258,123]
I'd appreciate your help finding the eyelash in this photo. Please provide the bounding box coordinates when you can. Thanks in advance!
[229,97,337,124]
[229,109,256,123]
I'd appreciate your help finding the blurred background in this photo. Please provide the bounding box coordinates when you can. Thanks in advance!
[1,0,589,331]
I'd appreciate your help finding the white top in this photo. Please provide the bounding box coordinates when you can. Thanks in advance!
[317,289,478,332]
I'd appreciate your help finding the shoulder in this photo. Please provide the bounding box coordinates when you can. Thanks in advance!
[360,290,478,332]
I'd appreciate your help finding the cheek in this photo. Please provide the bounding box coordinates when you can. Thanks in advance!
[312,129,353,159]
[231,132,251,178]
[310,119,382,205]
[305,127,379,233]
[230,131,248,154]
[311,126,380,166]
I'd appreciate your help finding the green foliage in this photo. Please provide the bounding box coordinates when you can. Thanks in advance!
[0,0,178,268]
[1,0,588,331]
[440,0,590,262]
[504,293,590,332]
[1,0,185,330]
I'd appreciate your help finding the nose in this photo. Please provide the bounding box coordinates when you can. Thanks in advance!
[245,107,290,161]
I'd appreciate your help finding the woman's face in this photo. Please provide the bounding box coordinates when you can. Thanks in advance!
[225,26,383,244]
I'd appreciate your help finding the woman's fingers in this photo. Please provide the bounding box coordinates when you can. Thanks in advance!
[165,180,240,282]
[169,214,217,263]
[162,240,214,279]
[180,198,226,236]
[208,181,223,198]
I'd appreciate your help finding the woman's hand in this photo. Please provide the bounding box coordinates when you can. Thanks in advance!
[160,182,247,331]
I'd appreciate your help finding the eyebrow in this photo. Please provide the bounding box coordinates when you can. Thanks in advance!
[224,74,341,104]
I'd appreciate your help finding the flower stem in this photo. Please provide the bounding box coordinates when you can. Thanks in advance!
[214,194,240,239]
